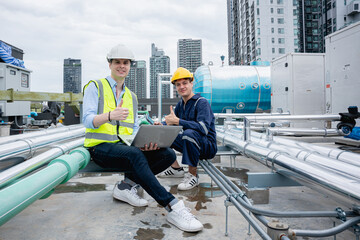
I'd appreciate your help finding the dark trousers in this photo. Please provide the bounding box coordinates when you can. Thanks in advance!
[171,129,217,167]
[89,142,176,207]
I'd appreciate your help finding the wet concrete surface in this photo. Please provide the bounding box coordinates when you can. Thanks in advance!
[0,154,358,240]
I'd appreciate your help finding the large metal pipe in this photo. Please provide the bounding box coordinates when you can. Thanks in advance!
[244,114,341,122]
[224,128,360,179]
[264,127,345,136]
[249,130,360,168]
[0,147,90,226]
[0,124,84,145]
[216,129,360,206]
[215,112,291,118]
[0,138,85,189]
[0,128,85,161]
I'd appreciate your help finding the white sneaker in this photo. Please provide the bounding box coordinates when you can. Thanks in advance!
[167,200,203,232]
[158,166,185,178]
[178,173,199,191]
[112,183,148,207]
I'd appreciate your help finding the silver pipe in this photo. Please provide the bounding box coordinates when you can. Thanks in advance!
[157,73,172,121]
[249,130,360,168]
[265,127,345,136]
[217,129,360,206]
[215,112,290,119]
[243,117,250,141]
[248,138,360,179]
[291,216,360,237]
[204,160,356,218]
[0,124,84,145]
[0,138,84,188]
[0,128,85,161]
[199,161,272,239]
[245,114,341,121]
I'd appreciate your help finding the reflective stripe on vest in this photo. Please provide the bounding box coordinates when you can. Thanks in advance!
[84,78,137,147]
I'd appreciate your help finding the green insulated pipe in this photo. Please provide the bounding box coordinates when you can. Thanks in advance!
[0,147,90,226]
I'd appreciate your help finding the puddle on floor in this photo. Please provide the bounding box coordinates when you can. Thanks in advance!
[132,206,147,216]
[53,182,109,194]
[134,227,164,240]
[215,166,249,183]
[169,183,223,211]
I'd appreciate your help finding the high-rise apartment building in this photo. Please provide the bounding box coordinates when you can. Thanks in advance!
[149,43,171,99]
[63,58,81,93]
[228,0,360,60]
[303,0,360,53]
[177,39,202,73]
[125,60,146,99]
[228,0,299,64]
[227,0,240,65]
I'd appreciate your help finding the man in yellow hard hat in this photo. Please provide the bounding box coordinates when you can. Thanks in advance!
[82,45,203,232]
[158,67,217,191]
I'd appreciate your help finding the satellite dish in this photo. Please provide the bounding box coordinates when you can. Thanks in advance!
[230,57,235,63]
[208,61,213,66]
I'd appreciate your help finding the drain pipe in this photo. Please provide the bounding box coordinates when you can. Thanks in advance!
[0,128,85,161]
[0,138,85,188]
[0,124,84,146]
[0,147,90,226]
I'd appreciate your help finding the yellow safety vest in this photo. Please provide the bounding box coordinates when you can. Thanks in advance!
[83,78,138,147]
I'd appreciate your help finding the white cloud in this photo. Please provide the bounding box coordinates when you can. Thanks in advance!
[1,0,227,93]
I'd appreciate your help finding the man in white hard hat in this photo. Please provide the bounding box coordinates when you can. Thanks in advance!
[82,44,203,232]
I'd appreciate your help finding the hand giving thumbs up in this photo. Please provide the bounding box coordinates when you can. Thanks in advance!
[165,105,179,125]
[110,98,129,121]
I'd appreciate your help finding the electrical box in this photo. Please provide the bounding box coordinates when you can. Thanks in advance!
[325,21,360,123]
[0,63,31,116]
[271,53,326,128]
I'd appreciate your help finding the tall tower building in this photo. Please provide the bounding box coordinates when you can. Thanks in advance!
[228,0,299,64]
[63,58,81,93]
[227,0,240,65]
[149,43,170,99]
[177,39,202,73]
[125,60,146,99]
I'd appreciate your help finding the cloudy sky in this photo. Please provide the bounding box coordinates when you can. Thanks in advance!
[1,0,228,94]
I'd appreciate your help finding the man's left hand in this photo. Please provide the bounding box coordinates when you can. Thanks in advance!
[140,142,160,151]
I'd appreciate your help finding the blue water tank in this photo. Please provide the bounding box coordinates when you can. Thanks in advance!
[193,65,271,113]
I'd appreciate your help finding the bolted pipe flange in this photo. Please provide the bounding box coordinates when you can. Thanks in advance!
[335,207,347,222]
[267,220,289,240]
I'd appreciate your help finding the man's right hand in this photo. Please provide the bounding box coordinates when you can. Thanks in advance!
[110,99,129,120]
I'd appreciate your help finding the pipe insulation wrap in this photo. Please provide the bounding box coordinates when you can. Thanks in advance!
[0,147,90,226]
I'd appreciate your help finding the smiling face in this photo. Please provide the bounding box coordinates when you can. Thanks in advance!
[109,58,131,81]
[174,78,194,101]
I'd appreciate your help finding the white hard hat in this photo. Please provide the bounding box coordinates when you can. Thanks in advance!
[106,44,135,61]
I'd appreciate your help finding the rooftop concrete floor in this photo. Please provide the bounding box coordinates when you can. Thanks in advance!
[0,144,358,240]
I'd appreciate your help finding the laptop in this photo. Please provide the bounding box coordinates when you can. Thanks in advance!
[118,125,183,148]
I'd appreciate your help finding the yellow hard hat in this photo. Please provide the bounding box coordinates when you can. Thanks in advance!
[171,67,193,84]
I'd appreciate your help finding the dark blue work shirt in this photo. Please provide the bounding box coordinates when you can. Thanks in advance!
[175,93,217,146]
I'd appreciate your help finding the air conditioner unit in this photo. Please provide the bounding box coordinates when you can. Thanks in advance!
[347,1,360,15]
